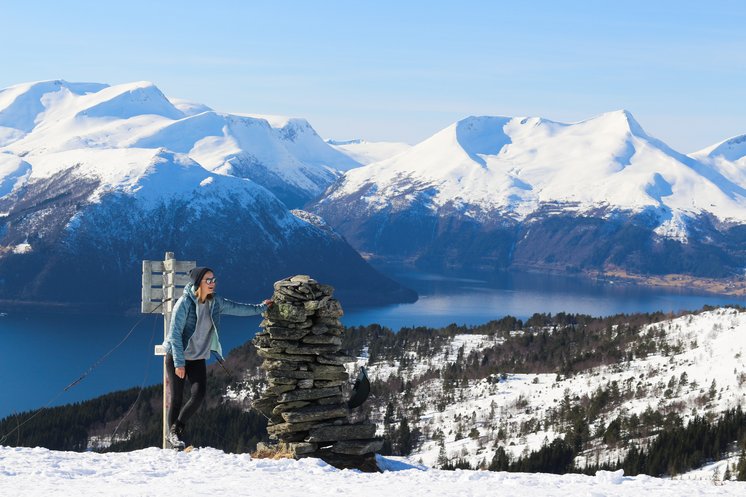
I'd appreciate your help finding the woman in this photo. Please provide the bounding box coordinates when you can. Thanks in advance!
[163,266,272,449]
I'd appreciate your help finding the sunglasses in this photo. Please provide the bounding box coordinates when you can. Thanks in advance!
[204,277,217,285]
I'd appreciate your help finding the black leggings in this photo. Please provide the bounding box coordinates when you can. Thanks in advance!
[166,354,207,428]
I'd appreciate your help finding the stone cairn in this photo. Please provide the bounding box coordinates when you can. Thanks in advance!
[252,275,382,471]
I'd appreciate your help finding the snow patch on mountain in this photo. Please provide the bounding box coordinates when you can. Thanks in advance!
[653,211,689,243]
[0,153,31,196]
[12,241,32,254]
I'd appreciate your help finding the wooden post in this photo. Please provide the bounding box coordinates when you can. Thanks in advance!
[141,252,196,449]
[161,252,175,449]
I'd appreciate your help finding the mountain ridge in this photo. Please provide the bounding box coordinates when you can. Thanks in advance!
[0,80,357,207]
[319,110,746,227]
[310,111,746,284]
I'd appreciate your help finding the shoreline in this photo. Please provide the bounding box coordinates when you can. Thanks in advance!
[507,263,746,298]
[588,268,746,298]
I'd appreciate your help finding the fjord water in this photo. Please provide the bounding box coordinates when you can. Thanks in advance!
[343,269,746,329]
[1,270,744,419]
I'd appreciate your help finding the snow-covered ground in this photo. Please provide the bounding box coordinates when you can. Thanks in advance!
[1,446,744,497]
[355,308,746,469]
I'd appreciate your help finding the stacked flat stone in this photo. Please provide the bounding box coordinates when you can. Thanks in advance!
[252,275,382,470]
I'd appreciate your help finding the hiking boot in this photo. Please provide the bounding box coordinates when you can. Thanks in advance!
[167,422,185,450]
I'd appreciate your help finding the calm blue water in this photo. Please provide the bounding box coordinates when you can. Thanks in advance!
[342,270,746,329]
[0,312,265,420]
[1,270,744,419]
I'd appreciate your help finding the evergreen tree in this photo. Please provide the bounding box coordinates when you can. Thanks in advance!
[397,418,412,455]
[489,446,510,471]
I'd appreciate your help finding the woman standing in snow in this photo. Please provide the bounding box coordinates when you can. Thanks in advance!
[163,266,272,449]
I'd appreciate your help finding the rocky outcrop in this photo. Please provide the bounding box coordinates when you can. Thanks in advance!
[252,275,383,471]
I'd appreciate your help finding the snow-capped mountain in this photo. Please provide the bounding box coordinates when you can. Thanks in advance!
[327,138,411,166]
[311,112,746,280]
[0,80,354,207]
[0,80,415,309]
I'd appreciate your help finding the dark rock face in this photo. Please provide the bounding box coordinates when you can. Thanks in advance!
[310,196,746,279]
[252,275,383,472]
[307,424,377,442]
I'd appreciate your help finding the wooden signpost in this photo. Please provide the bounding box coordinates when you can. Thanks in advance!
[141,252,196,449]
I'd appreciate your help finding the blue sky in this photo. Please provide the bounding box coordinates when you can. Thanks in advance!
[2,1,745,151]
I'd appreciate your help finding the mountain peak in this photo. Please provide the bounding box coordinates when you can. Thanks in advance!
[242,113,310,131]
[694,133,746,162]
[0,79,107,97]
[584,109,647,137]
[75,81,184,120]
[0,80,109,132]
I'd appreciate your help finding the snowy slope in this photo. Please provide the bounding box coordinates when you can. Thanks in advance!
[327,138,411,166]
[0,153,31,197]
[1,146,299,229]
[0,146,304,268]
[1,446,744,496]
[319,112,746,234]
[691,134,746,193]
[352,308,746,470]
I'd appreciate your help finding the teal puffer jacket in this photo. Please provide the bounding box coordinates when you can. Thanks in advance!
[163,283,267,368]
